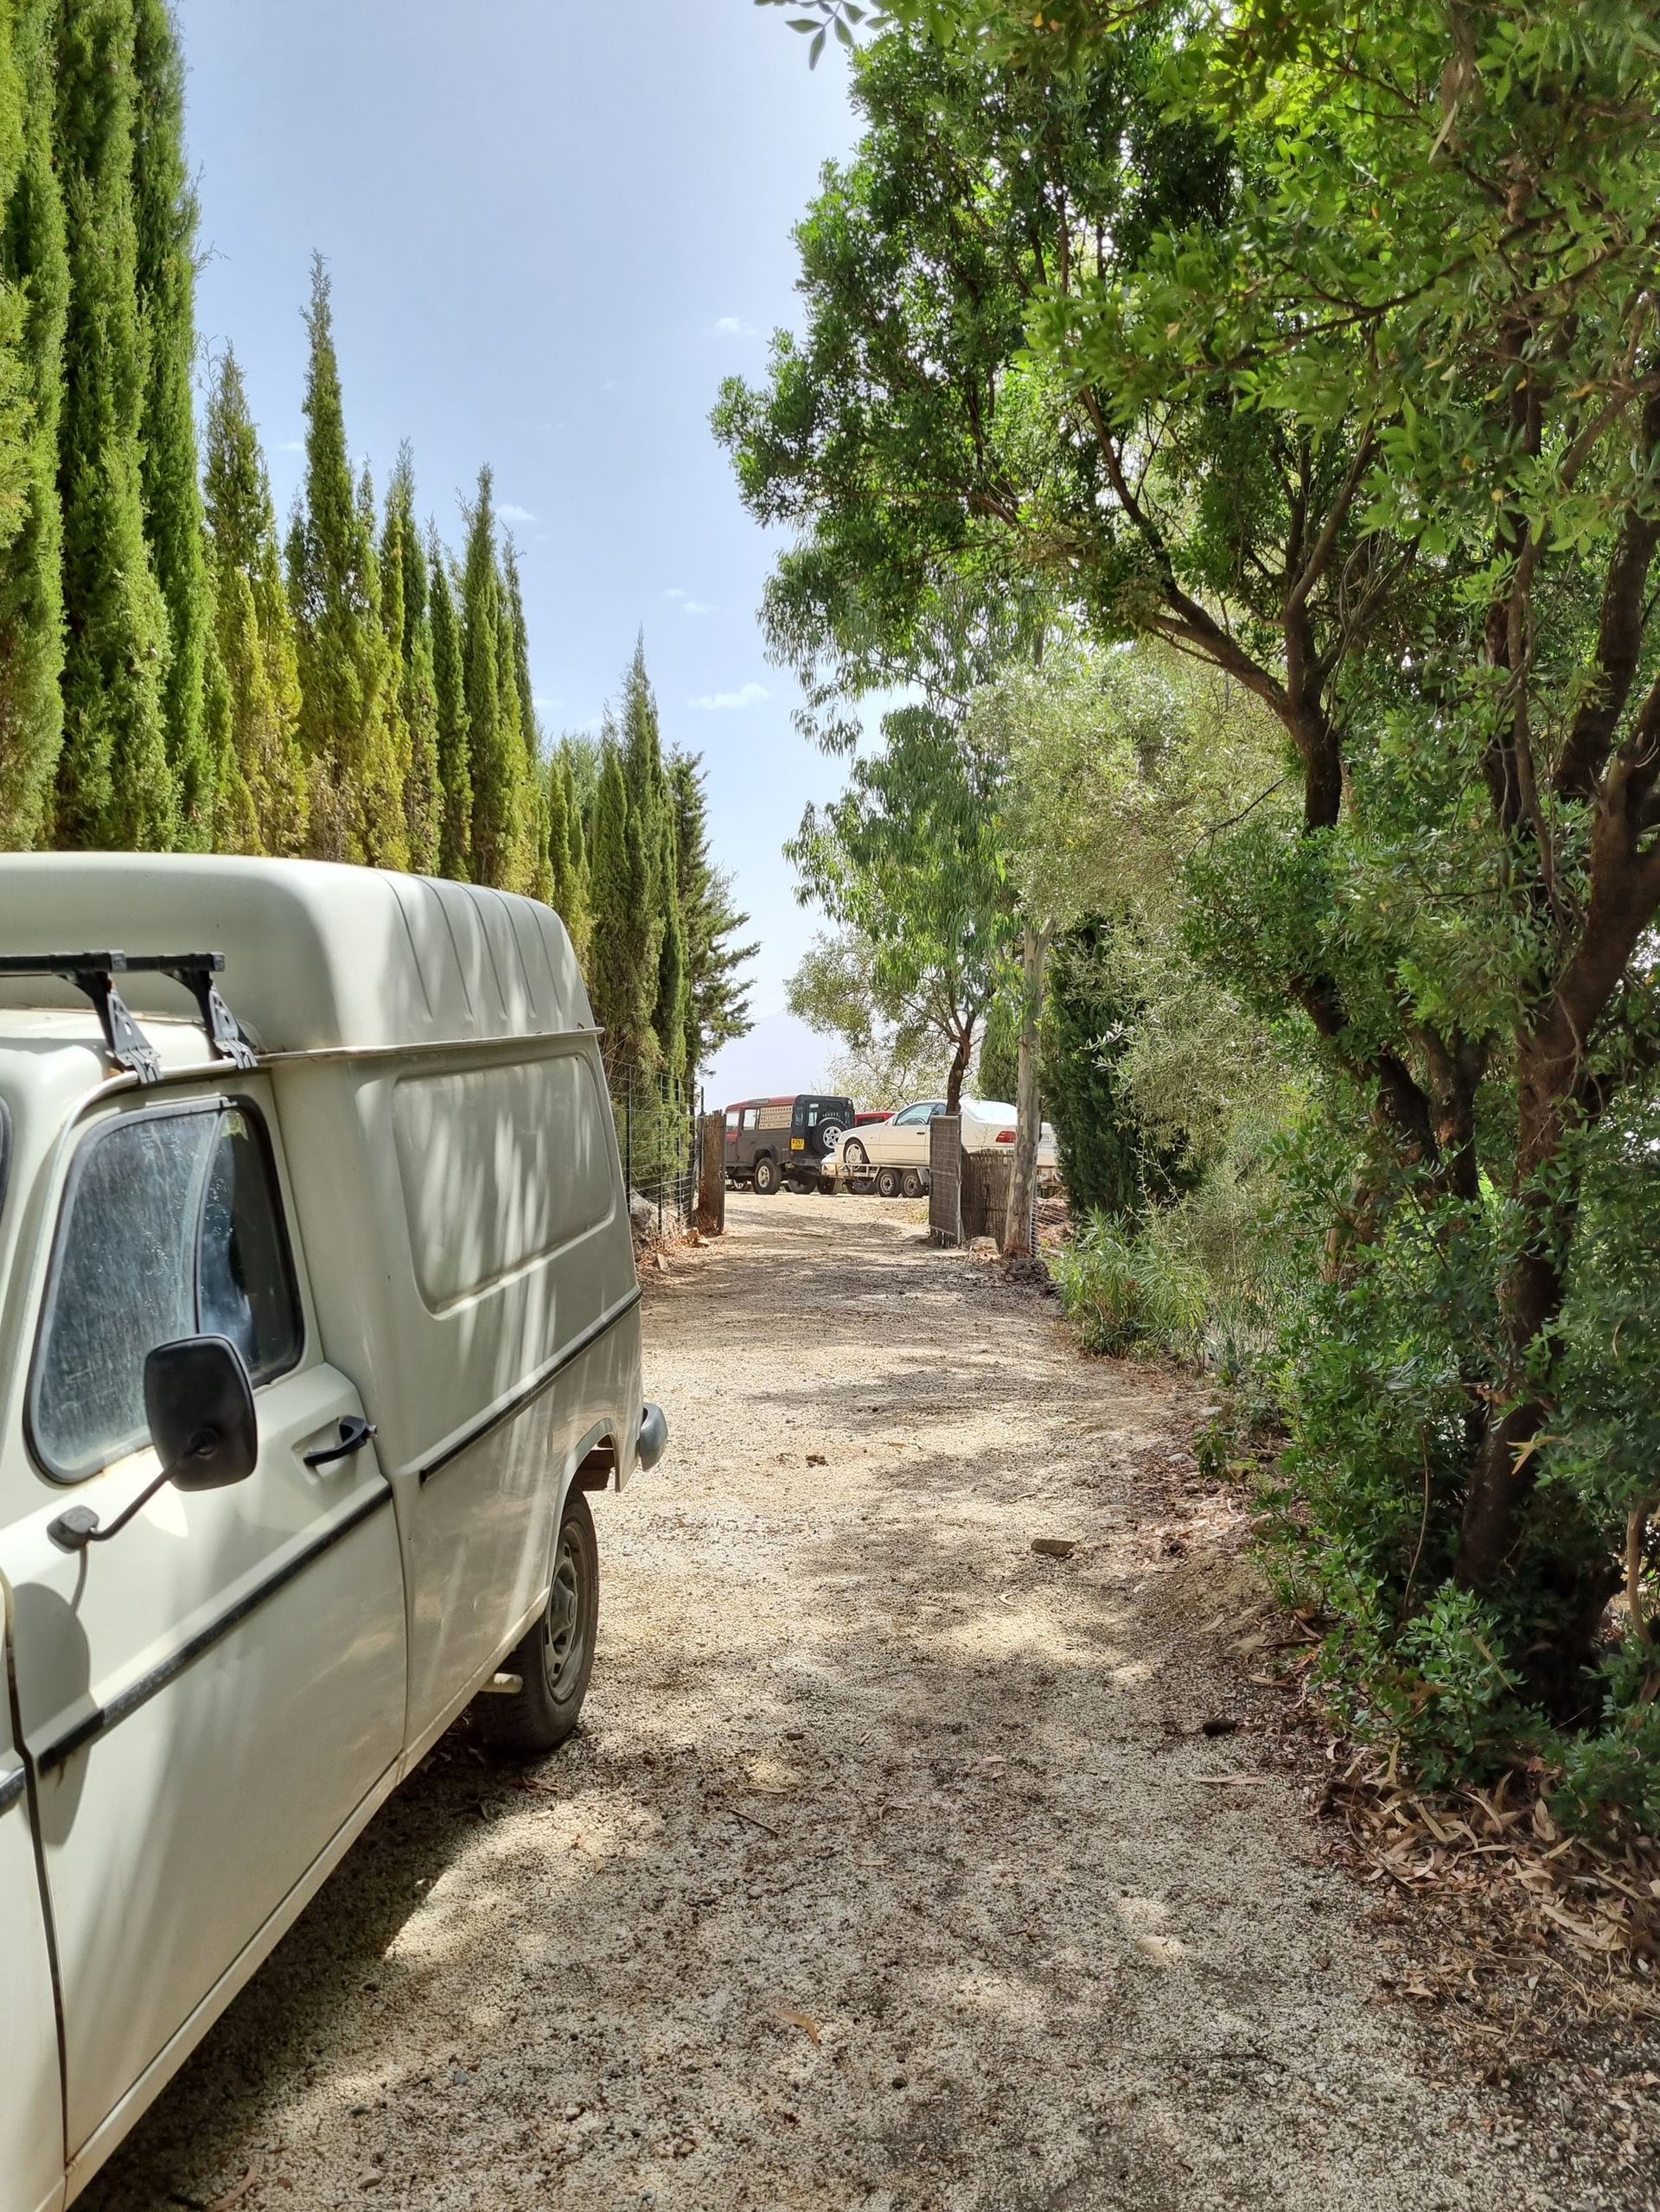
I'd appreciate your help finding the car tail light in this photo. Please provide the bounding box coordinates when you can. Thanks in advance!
[995,1128,1016,1144]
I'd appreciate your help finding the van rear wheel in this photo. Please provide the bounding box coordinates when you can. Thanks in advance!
[477,1488,598,1756]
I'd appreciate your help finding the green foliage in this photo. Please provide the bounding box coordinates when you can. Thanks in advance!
[587,732,657,1071]
[1041,928,1156,1219]
[669,748,755,1076]
[1053,1212,1208,1362]
[461,466,533,890]
[789,703,1015,1106]
[201,348,308,854]
[428,541,471,879]
[383,448,440,874]
[737,0,1660,1828]
[288,258,404,866]
[501,540,551,902]
[53,0,176,851]
[0,0,67,848]
[131,0,209,845]
[974,994,1019,1107]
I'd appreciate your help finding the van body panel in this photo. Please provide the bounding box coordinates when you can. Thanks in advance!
[0,1074,406,2156]
[61,1752,402,2209]
[0,1583,67,2212]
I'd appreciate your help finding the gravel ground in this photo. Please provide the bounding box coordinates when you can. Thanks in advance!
[83,1192,1562,2212]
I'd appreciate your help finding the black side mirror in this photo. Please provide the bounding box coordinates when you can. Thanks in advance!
[146,1335,259,1491]
[48,1335,259,1552]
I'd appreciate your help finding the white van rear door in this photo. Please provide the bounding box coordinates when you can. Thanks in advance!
[0,1578,65,2212]
[4,1084,406,2169]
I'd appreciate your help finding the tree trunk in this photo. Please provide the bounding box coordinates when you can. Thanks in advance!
[1004,924,1050,1257]
[1459,1042,1572,1590]
[945,1021,973,1113]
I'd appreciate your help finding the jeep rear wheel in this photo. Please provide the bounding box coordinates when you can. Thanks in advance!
[875,1165,901,1198]
[752,1155,780,1195]
[477,1487,598,1756]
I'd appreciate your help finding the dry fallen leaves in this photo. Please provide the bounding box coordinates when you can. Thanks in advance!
[206,2161,262,2212]
[772,2008,823,2046]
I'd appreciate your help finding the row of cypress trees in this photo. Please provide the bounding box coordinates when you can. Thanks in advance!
[0,0,752,1081]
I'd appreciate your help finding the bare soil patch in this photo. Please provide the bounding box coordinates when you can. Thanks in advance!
[83,1193,1601,2210]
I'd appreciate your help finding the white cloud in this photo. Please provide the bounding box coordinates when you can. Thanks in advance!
[498,501,536,524]
[276,438,303,453]
[715,315,758,337]
[664,587,712,616]
[691,682,768,712]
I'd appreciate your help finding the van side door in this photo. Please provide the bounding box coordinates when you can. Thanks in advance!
[0,1576,64,2212]
[3,1085,406,2175]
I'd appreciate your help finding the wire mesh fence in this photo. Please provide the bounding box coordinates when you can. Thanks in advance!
[607,1061,702,1243]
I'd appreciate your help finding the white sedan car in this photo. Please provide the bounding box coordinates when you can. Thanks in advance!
[835,1100,1058,1197]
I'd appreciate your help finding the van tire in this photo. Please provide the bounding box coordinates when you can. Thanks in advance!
[901,1169,924,1199]
[477,1488,599,1756]
[875,1166,901,1198]
[753,1156,780,1195]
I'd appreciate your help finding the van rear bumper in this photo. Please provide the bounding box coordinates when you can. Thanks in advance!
[637,1402,669,1471]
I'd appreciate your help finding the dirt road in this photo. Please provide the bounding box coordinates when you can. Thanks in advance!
[84,1194,1553,2212]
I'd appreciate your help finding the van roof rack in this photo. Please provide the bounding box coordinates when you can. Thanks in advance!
[0,953,257,1087]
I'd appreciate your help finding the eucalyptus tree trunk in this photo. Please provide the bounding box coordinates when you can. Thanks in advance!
[1003,924,1050,1257]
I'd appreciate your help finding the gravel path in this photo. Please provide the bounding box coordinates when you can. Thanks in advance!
[83,1193,1554,2212]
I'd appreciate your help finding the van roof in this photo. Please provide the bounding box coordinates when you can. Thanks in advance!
[0,855,592,1059]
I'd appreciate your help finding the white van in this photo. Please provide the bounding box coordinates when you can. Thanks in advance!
[0,854,666,2212]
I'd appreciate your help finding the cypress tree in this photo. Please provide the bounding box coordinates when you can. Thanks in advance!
[354,461,406,869]
[0,0,67,848]
[1039,925,1165,1218]
[668,748,755,1077]
[492,567,531,891]
[201,602,257,850]
[654,806,687,1085]
[288,258,401,865]
[131,0,210,843]
[53,0,176,850]
[384,449,440,872]
[461,467,528,887]
[501,539,552,901]
[547,743,591,961]
[201,347,309,852]
[587,733,656,1071]
[429,536,470,878]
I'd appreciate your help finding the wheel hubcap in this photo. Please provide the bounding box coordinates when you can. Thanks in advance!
[545,1532,584,1691]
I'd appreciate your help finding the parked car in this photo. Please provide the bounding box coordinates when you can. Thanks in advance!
[723,1093,854,1194]
[835,1098,947,1196]
[0,853,667,2212]
[833,1098,1060,1197]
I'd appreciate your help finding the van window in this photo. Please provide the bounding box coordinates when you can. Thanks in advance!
[393,1052,613,1311]
[32,1102,303,1482]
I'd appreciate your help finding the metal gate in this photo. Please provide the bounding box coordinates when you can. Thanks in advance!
[929,1114,961,1245]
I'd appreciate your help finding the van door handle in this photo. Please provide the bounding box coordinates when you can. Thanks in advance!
[303,1417,379,1469]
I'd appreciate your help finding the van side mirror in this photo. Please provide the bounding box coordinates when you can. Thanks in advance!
[48,1335,259,1551]
[146,1336,259,1491]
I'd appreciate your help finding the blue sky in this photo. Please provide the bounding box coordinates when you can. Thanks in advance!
[176,0,859,1100]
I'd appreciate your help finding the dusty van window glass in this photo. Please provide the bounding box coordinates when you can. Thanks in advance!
[198,1111,303,1380]
[34,1105,301,1481]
